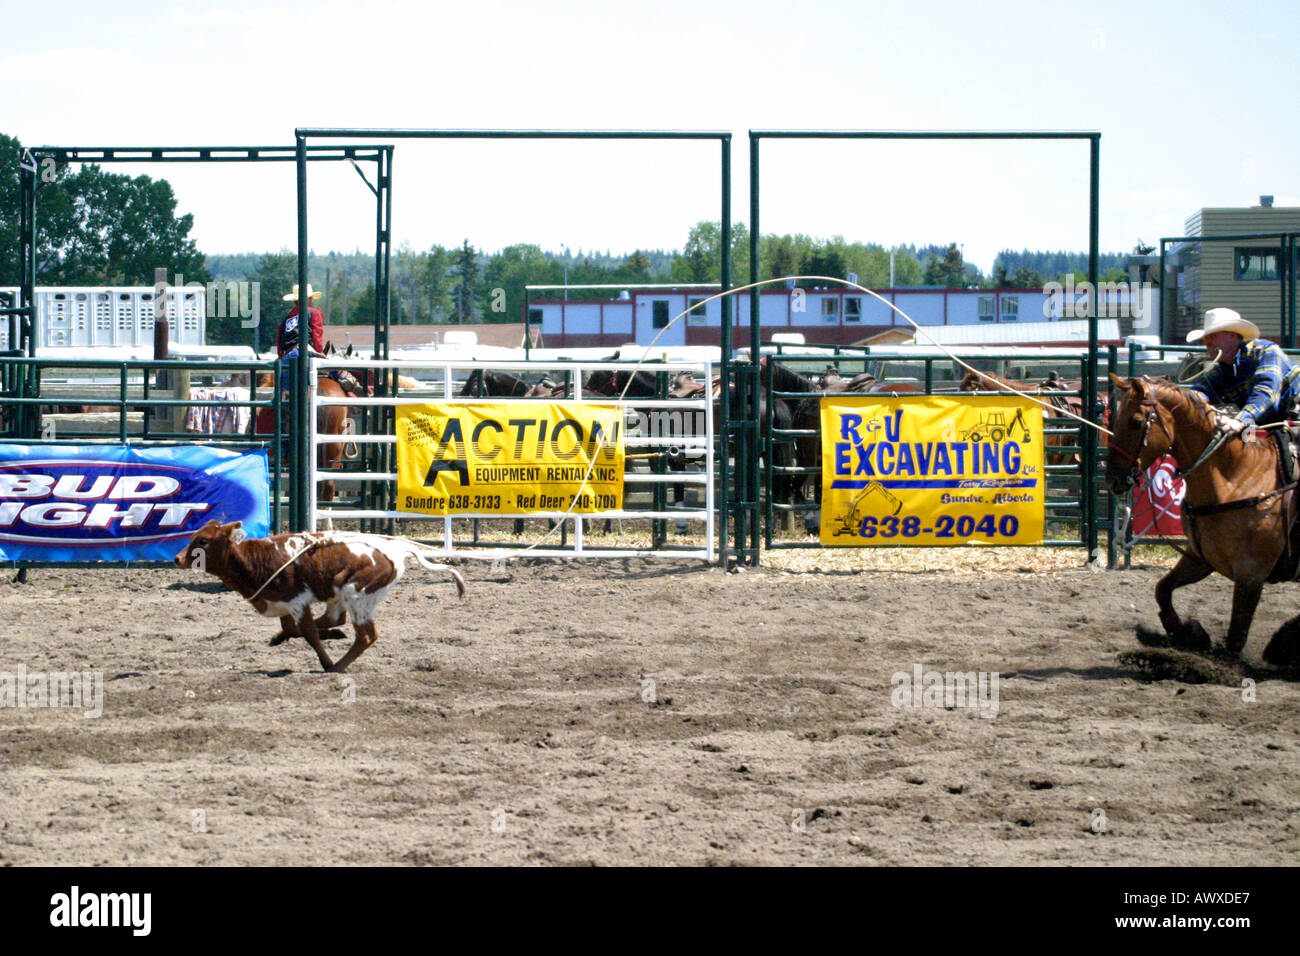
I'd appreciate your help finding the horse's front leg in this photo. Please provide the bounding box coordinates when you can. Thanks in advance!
[1155,553,1214,650]
[1224,580,1264,657]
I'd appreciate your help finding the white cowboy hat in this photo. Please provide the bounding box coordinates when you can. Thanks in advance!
[283,284,322,302]
[1187,307,1259,343]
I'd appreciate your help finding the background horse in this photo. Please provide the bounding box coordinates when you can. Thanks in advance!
[762,358,823,509]
[1106,373,1298,664]
[254,370,351,518]
[816,366,923,397]
[959,368,1083,467]
[764,359,920,525]
[459,368,533,397]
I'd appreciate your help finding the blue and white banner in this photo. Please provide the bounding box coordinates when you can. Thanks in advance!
[0,445,270,562]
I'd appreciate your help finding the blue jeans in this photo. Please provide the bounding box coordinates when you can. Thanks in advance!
[279,348,298,392]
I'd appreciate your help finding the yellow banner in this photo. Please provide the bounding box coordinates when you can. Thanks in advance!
[396,402,625,515]
[820,396,1045,546]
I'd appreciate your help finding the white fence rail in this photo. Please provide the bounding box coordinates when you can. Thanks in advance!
[308,357,716,561]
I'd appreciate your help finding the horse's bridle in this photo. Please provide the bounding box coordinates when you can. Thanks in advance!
[1110,386,1229,492]
[1108,394,1167,492]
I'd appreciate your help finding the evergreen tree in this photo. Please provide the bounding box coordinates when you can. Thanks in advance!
[454,239,477,322]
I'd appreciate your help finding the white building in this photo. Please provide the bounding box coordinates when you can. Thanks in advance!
[529,285,1136,350]
[0,287,206,351]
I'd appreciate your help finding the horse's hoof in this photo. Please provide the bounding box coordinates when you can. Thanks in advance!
[268,631,291,646]
[1263,619,1300,669]
[1171,620,1212,654]
[1135,624,1171,648]
[322,628,348,642]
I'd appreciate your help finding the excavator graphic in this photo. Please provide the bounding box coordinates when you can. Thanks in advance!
[832,481,902,536]
[958,408,1031,443]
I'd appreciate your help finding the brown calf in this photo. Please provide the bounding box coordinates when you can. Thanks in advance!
[175,519,466,672]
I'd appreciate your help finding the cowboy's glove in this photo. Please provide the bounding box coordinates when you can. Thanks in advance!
[1218,416,1249,436]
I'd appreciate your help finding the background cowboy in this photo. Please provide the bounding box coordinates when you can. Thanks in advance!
[277,284,325,392]
[1186,307,1300,435]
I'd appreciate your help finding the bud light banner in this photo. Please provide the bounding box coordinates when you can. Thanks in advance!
[0,445,270,562]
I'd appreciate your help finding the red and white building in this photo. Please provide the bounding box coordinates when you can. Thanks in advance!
[527,285,1135,350]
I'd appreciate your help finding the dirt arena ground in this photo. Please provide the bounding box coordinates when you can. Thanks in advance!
[2,544,1298,866]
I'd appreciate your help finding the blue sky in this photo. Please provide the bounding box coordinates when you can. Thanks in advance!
[4,0,1296,271]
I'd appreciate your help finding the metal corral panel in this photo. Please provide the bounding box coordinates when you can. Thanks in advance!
[0,287,16,349]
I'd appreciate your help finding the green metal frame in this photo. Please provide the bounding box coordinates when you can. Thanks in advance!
[1158,232,1297,347]
[747,130,1103,563]
[293,129,736,557]
[13,144,393,545]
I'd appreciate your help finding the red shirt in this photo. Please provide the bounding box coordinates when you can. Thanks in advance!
[277,306,324,357]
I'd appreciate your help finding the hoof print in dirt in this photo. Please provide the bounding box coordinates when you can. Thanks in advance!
[1117,649,1240,686]
[1135,622,1210,654]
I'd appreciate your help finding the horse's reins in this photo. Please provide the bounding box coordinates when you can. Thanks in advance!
[1114,379,1296,517]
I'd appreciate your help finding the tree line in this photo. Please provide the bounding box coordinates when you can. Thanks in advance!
[2,133,1131,348]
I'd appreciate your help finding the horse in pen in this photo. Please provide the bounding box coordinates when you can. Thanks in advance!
[252,368,355,515]
[763,358,921,529]
[958,369,1087,467]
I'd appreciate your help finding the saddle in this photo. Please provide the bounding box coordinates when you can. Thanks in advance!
[1267,424,1300,581]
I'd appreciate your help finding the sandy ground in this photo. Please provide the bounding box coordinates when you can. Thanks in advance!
[1,550,1298,866]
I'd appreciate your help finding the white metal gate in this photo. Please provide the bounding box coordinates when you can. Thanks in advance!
[309,357,716,560]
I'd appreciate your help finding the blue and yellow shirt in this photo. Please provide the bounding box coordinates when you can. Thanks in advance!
[1188,338,1300,426]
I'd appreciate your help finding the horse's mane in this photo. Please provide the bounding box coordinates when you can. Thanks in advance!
[764,359,815,392]
[960,369,1028,391]
[1141,376,1215,426]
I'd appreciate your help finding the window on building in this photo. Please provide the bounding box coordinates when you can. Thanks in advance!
[1001,296,1018,321]
[821,297,839,323]
[1235,247,1281,281]
[845,297,862,322]
[687,297,707,324]
[652,300,670,329]
[527,308,543,325]
[978,296,995,321]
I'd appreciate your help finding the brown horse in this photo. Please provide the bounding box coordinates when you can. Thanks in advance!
[254,371,352,513]
[761,359,921,530]
[1105,374,1299,663]
[959,369,1085,467]
[817,366,923,396]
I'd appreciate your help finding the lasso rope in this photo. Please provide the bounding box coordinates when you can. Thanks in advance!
[409,274,1134,560]
[247,530,460,600]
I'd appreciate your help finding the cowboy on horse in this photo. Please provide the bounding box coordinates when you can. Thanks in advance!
[1184,307,1300,436]
[1106,308,1300,664]
[277,283,326,392]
